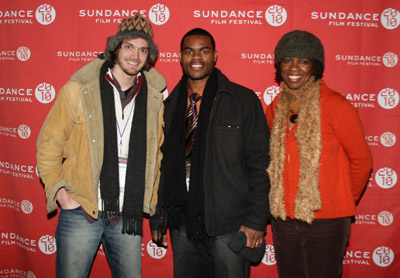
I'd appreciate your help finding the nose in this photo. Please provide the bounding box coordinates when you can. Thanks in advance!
[131,49,140,59]
[289,61,300,70]
[192,50,201,60]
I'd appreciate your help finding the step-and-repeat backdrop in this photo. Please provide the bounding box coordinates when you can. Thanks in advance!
[1,0,399,277]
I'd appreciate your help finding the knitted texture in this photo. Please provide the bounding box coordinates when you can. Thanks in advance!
[118,13,154,38]
[274,30,324,65]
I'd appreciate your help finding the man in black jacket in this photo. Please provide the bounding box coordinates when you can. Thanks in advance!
[150,28,270,277]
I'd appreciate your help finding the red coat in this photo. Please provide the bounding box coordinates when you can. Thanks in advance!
[266,81,373,219]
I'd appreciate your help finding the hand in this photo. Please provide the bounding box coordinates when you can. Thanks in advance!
[151,230,168,247]
[56,188,80,209]
[239,225,264,249]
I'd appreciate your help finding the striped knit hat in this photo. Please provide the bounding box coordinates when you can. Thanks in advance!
[117,13,154,38]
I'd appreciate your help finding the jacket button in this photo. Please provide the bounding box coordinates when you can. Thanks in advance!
[89,114,92,118]
[84,91,88,94]
[92,139,96,143]
[93,211,95,215]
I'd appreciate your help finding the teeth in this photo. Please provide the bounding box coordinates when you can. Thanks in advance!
[288,75,301,81]
[191,64,203,69]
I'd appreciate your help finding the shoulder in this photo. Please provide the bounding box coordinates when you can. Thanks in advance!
[216,69,256,100]
[143,67,167,93]
[320,81,360,123]
[70,59,104,84]
[320,81,354,111]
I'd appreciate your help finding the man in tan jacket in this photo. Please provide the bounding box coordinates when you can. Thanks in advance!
[36,13,166,277]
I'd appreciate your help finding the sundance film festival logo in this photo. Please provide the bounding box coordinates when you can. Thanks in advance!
[382,52,398,67]
[378,211,394,226]
[366,132,396,147]
[35,4,56,25]
[346,92,376,108]
[148,4,170,25]
[194,5,286,25]
[380,132,396,147]
[240,52,274,65]
[345,246,395,266]
[0,161,35,180]
[57,50,100,62]
[375,167,397,189]
[0,124,31,139]
[35,83,56,104]
[311,10,380,28]
[335,52,398,68]
[1,232,37,253]
[0,82,54,104]
[0,269,36,278]
[0,4,55,25]
[0,46,31,62]
[381,8,400,30]
[377,88,399,109]
[262,86,281,105]
[0,198,33,214]
[146,240,167,259]
[38,235,56,255]
[79,8,159,24]
[18,124,31,139]
[158,51,179,63]
[265,5,287,27]
[262,244,276,265]
[355,211,394,226]
[373,246,394,267]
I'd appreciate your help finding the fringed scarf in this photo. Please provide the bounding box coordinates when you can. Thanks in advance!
[99,60,147,235]
[268,78,322,223]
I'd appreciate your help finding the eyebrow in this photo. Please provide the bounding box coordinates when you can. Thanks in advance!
[182,46,212,51]
[122,42,149,49]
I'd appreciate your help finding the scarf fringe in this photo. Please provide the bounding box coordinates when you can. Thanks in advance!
[122,216,143,235]
[101,198,120,217]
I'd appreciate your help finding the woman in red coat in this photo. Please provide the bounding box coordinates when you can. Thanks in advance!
[266,30,373,278]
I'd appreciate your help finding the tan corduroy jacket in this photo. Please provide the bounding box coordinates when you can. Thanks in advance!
[37,59,166,219]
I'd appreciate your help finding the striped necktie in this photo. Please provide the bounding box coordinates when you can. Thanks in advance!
[185,92,201,158]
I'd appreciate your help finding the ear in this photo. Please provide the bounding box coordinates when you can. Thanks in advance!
[214,50,218,63]
[179,51,182,63]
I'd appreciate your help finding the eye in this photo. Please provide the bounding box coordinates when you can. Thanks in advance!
[282,58,291,63]
[299,59,309,64]
[183,49,193,55]
[123,44,132,50]
[201,49,210,54]
[140,48,149,54]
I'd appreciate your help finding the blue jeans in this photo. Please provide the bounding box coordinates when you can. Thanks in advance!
[170,225,250,278]
[55,207,142,278]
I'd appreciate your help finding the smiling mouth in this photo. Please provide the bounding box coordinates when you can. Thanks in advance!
[190,63,204,70]
[288,75,301,82]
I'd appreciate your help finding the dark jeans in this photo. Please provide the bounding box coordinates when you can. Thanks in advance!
[272,217,351,278]
[170,226,250,278]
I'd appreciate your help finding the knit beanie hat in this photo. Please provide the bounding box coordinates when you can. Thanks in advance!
[274,30,324,65]
[117,13,154,38]
[102,13,158,68]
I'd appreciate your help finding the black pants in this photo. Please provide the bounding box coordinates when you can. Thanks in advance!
[272,217,351,278]
[170,225,250,278]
